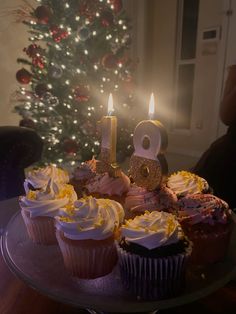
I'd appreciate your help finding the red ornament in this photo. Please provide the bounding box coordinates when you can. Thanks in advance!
[35,83,48,97]
[24,44,41,58]
[101,53,117,69]
[50,25,68,42]
[63,139,78,154]
[16,68,32,84]
[35,5,52,24]
[110,0,123,13]
[73,85,90,102]
[100,11,114,27]
[19,118,35,129]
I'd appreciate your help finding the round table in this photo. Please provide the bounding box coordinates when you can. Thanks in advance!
[1,211,236,314]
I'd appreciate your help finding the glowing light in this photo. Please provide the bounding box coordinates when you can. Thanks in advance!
[123,25,127,30]
[148,93,155,120]
[107,93,114,115]
[72,135,76,139]
[85,143,88,147]
[73,120,78,124]
[47,84,52,89]
[71,161,75,166]
[58,159,63,163]
[65,80,70,85]
[65,3,70,8]
[94,64,98,70]
[93,31,97,36]
[118,20,123,25]
[75,16,80,21]
[84,50,88,55]
[61,64,66,69]
[76,68,81,74]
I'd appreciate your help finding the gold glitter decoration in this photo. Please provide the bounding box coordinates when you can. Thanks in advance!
[96,148,121,178]
[129,154,168,191]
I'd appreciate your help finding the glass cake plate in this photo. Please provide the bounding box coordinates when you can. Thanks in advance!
[1,211,236,314]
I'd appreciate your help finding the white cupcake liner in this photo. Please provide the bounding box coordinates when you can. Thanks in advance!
[56,231,118,279]
[21,210,57,245]
[116,243,191,300]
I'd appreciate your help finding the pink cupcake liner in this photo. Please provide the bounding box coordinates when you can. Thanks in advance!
[56,231,118,279]
[116,243,191,300]
[21,210,57,245]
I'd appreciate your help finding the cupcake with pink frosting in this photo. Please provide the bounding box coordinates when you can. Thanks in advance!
[20,179,77,245]
[70,157,97,198]
[85,171,130,206]
[124,184,178,218]
[55,196,124,278]
[177,194,232,264]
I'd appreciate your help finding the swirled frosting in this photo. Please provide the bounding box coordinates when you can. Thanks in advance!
[25,164,69,189]
[125,185,177,213]
[121,211,183,250]
[86,172,130,196]
[73,162,96,182]
[177,194,229,225]
[20,180,77,218]
[167,171,209,197]
[55,196,125,240]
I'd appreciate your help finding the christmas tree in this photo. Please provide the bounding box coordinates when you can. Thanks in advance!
[13,0,137,166]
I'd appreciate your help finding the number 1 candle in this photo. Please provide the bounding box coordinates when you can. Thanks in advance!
[97,93,120,176]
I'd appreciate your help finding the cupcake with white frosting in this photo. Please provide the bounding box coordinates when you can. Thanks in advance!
[55,196,124,278]
[117,211,192,300]
[25,164,69,190]
[20,179,77,245]
[167,170,209,198]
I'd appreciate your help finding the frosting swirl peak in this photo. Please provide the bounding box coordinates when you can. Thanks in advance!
[121,211,183,250]
[55,197,124,240]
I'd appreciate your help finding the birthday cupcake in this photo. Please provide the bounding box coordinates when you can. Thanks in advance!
[25,164,69,190]
[55,196,124,279]
[70,157,97,197]
[117,211,192,300]
[167,170,209,198]
[124,184,178,218]
[85,171,130,206]
[177,194,232,265]
[20,179,77,245]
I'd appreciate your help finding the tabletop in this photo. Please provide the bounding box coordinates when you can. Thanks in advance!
[0,198,236,314]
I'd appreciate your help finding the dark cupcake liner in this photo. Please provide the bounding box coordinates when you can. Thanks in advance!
[116,242,191,300]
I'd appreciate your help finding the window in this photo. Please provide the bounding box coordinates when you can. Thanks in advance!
[174,0,199,129]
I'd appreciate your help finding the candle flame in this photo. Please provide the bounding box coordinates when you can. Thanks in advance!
[148,93,155,119]
[107,93,114,116]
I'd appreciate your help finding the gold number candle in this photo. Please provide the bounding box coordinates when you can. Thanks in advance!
[97,94,120,176]
[129,93,168,190]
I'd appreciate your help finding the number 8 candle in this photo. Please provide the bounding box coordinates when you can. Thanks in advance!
[129,93,168,190]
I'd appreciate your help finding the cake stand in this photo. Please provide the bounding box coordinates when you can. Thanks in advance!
[1,212,236,314]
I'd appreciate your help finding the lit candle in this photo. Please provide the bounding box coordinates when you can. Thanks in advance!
[97,94,120,176]
[129,93,168,190]
[100,93,117,163]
